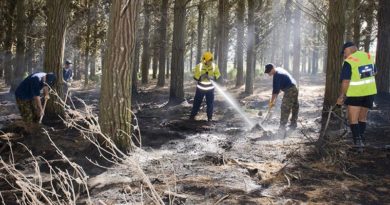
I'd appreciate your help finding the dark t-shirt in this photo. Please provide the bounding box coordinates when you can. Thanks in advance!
[340,62,352,81]
[15,73,45,100]
[63,68,73,82]
[273,71,295,94]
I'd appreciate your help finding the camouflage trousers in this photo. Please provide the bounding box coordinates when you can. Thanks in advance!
[280,86,299,126]
[16,98,39,123]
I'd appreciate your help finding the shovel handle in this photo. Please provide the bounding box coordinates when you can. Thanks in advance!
[39,98,48,123]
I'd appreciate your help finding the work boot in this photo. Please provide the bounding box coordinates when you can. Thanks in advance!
[356,139,364,153]
[289,122,297,130]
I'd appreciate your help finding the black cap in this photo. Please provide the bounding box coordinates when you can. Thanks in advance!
[264,63,274,73]
[65,60,72,65]
[46,73,56,86]
[341,42,355,54]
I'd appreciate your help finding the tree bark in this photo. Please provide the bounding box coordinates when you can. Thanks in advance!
[235,0,245,87]
[322,0,346,125]
[84,0,92,86]
[169,0,188,104]
[141,0,151,84]
[375,0,390,94]
[352,0,361,47]
[10,0,26,92]
[283,0,292,71]
[157,0,169,87]
[216,0,229,81]
[196,2,205,65]
[362,0,375,52]
[292,4,301,83]
[99,0,141,152]
[132,27,141,95]
[43,0,70,119]
[3,0,16,85]
[245,0,255,94]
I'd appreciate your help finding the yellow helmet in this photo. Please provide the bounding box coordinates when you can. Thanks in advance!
[202,51,213,62]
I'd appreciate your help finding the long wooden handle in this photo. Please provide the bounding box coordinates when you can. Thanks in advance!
[39,98,48,123]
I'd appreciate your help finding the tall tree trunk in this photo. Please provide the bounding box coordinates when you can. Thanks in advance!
[169,0,188,104]
[352,0,361,47]
[235,0,245,87]
[132,27,141,95]
[322,0,346,125]
[157,0,169,87]
[10,0,26,92]
[216,0,229,81]
[292,4,301,83]
[283,0,292,70]
[375,0,390,94]
[141,0,151,84]
[84,0,91,86]
[196,2,204,64]
[90,3,99,80]
[152,35,159,79]
[189,31,195,71]
[362,0,374,52]
[43,0,70,119]
[99,0,141,152]
[3,0,16,85]
[245,0,255,94]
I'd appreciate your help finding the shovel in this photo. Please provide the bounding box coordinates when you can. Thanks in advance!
[251,106,273,131]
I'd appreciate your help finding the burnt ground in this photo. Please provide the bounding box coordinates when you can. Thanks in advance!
[0,74,389,204]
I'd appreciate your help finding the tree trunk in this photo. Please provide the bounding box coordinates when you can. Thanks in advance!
[43,0,70,119]
[375,0,390,94]
[235,0,245,87]
[141,0,151,84]
[99,0,141,152]
[152,36,159,79]
[322,0,346,126]
[3,0,16,85]
[352,0,361,47]
[189,31,195,71]
[157,0,169,87]
[216,0,229,81]
[90,3,99,80]
[10,0,26,92]
[283,0,292,71]
[132,27,141,95]
[292,4,301,84]
[362,0,375,52]
[84,0,91,86]
[196,2,205,64]
[245,0,255,94]
[169,0,188,104]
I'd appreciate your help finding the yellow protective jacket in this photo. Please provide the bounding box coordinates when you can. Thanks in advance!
[193,62,221,90]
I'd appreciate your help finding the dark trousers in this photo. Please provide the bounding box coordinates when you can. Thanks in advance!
[280,86,299,126]
[190,87,214,120]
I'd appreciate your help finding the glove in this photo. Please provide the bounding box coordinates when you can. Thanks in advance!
[200,73,209,81]
[66,82,71,87]
[44,95,50,100]
[268,101,274,109]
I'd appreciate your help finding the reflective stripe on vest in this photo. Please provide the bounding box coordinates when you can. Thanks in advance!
[349,78,375,86]
[345,51,377,97]
[197,63,216,90]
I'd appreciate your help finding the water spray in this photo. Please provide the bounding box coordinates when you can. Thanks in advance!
[210,80,255,128]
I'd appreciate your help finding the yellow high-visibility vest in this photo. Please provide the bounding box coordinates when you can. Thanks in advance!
[193,62,221,90]
[345,51,377,97]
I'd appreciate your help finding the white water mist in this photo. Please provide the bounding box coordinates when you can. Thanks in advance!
[211,81,254,128]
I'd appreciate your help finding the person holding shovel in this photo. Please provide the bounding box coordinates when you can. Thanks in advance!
[264,64,299,130]
[14,72,56,125]
[189,51,221,122]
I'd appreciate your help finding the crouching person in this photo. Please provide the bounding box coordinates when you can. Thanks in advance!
[14,72,56,125]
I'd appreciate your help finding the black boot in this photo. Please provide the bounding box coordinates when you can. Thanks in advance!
[359,121,366,143]
[350,124,360,145]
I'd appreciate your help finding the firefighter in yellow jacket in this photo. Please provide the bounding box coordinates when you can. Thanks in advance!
[337,42,377,150]
[189,52,221,121]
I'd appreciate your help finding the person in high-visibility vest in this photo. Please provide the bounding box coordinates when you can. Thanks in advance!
[337,42,377,150]
[189,51,221,121]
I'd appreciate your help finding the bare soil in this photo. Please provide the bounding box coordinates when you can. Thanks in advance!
[1,74,389,204]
